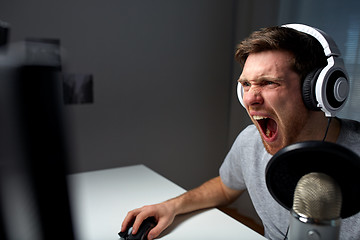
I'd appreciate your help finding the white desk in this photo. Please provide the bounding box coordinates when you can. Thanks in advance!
[68,165,266,240]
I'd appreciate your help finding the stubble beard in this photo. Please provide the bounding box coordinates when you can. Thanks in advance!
[260,112,310,156]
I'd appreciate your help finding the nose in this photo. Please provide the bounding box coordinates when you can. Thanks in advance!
[243,85,264,107]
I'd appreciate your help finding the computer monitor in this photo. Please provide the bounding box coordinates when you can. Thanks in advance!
[0,20,9,47]
[0,29,75,240]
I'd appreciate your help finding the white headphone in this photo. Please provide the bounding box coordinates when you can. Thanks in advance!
[237,23,349,117]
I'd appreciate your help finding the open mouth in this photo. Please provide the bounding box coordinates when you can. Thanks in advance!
[253,116,278,140]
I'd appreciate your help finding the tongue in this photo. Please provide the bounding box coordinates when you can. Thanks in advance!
[266,118,277,133]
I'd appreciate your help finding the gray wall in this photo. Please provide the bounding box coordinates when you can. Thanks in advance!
[1,0,237,190]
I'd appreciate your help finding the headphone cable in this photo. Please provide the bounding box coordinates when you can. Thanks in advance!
[322,117,333,141]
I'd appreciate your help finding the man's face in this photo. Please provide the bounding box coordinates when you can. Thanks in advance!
[239,50,312,155]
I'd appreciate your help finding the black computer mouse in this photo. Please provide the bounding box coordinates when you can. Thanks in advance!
[118,217,157,240]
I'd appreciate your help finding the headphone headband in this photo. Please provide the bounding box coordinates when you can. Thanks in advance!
[281,23,341,57]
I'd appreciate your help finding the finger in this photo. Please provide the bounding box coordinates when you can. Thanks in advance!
[131,213,148,234]
[147,219,169,240]
[121,213,134,231]
[147,227,161,240]
[121,210,139,232]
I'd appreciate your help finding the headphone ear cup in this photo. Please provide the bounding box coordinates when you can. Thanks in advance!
[302,69,322,111]
[237,82,245,108]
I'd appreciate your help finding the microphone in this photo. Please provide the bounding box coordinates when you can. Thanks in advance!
[288,172,342,240]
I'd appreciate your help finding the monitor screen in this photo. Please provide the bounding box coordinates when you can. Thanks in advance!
[0,35,75,240]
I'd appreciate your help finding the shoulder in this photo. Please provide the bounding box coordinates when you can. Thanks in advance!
[220,124,267,190]
[340,118,360,131]
[338,118,360,155]
[225,124,267,166]
[232,124,262,148]
[338,118,360,140]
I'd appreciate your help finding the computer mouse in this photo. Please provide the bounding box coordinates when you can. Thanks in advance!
[118,217,157,240]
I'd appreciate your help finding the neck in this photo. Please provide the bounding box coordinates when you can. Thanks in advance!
[302,113,341,143]
[322,117,341,142]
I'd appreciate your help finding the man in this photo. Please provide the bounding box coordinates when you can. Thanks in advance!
[121,25,360,239]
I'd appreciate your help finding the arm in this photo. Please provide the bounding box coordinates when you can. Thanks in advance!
[121,176,244,240]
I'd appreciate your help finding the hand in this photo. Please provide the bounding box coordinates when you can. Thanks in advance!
[121,201,176,240]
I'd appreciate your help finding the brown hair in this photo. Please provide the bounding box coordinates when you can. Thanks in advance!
[235,26,327,81]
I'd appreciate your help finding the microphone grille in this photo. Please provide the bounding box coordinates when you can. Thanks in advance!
[293,172,342,219]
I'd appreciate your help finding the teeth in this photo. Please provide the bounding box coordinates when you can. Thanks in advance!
[253,116,272,137]
[253,116,267,120]
[266,128,271,137]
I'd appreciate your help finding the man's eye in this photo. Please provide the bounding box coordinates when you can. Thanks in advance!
[263,81,279,87]
[241,81,250,87]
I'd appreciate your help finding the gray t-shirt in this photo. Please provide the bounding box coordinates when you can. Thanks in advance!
[219,118,360,239]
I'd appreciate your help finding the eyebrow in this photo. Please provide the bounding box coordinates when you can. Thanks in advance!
[238,76,284,83]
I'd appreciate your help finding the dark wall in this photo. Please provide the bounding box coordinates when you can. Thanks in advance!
[1,0,237,190]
